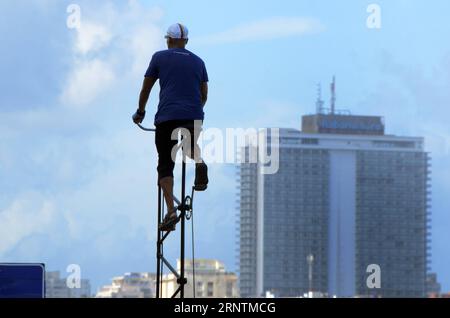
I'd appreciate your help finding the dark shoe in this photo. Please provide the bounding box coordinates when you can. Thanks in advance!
[194,162,208,191]
[159,213,178,232]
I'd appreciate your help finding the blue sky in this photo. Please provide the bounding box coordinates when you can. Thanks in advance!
[1,0,450,293]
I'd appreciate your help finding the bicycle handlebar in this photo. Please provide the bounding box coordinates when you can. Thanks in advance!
[137,123,156,132]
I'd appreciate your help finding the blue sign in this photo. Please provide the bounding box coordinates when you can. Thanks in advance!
[320,118,384,132]
[0,264,45,298]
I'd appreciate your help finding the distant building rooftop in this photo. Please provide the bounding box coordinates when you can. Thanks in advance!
[302,113,385,136]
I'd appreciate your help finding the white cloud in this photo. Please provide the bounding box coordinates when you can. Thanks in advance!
[61,59,115,107]
[130,25,164,75]
[60,2,164,108]
[195,17,324,45]
[75,22,112,55]
[0,193,57,255]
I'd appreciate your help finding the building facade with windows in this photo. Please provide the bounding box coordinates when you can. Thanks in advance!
[96,272,156,298]
[161,259,238,298]
[46,271,91,298]
[238,113,431,298]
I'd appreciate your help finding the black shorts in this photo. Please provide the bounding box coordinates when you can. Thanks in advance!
[155,119,202,181]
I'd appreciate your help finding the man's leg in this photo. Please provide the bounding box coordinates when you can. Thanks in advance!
[181,120,208,191]
[183,120,203,163]
[159,176,175,215]
[155,121,178,230]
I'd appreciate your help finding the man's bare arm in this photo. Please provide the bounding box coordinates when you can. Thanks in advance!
[139,77,157,112]
[201,82,208,107]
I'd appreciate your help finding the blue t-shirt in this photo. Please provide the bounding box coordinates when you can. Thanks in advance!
[145,48,209,125]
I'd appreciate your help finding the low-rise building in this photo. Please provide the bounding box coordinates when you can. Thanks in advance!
[46,271,91,298]
[96,272,156,298]
[161,259,238,298]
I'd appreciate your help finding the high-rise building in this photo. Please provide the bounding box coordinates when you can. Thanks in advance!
[96,272,156,298]
[238,107,431,298]
[45,271,91,298]
[161,259,239,298]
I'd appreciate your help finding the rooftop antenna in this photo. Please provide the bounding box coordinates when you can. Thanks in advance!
[315,83,324,114]
[330,76,336,114]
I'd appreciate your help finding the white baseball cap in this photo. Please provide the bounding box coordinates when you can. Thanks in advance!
[165,23,189,40]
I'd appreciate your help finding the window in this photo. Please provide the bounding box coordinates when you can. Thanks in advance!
[197,282,204,297]
[301,138,319,145]
[207,282,214,297]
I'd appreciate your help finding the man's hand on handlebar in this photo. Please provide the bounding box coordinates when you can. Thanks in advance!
[132,109,146,124]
